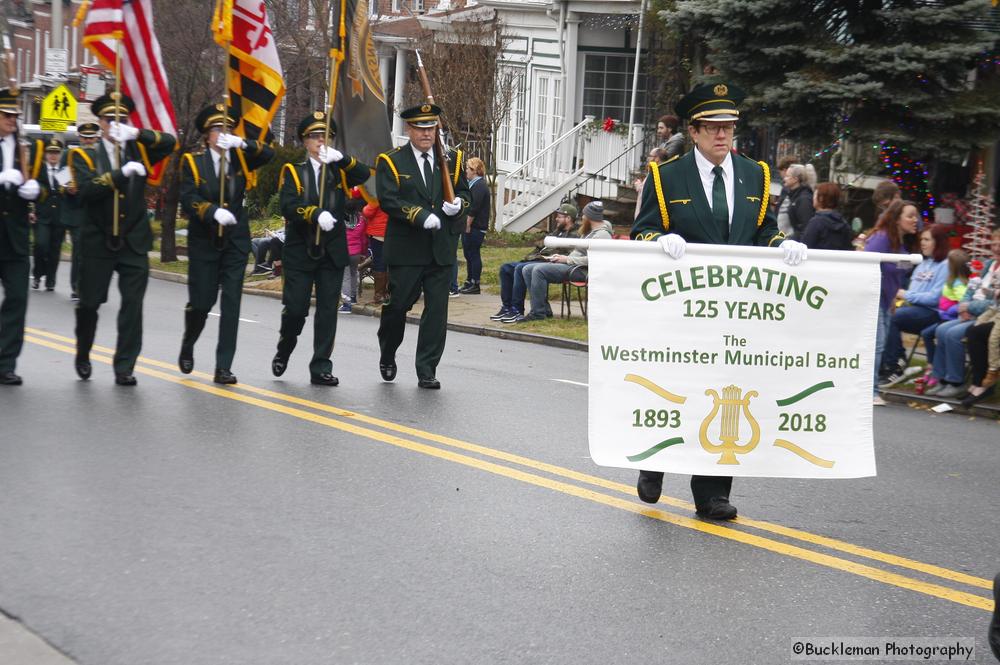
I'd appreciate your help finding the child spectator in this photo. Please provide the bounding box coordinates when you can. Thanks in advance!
[363,198,389,304]
[937,249,971,321]
[339,188,368,313]
[879,223,948,387]
[801,182,853,250]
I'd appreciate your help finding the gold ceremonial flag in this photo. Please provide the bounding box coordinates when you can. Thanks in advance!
[212,0,234,46]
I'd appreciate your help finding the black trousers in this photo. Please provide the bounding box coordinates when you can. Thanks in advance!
[966,321,996,385]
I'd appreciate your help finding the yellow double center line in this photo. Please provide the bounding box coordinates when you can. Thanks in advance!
[24,327,996,613]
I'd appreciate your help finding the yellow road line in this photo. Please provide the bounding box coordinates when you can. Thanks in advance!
[24,328,997,602]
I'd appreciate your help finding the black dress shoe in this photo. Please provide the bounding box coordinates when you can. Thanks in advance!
[45,285,55,292]
[379,359,397,381]
[178,345,194,374]
[214,369,237,385]
[636,470,664,503]
[417,377,440,389]
[31,278,40,290]
[115,373,137,386]
[1,371,22,385]
[75,357,92,380]
[271,354,288,377]
[310,372,339,386]
[960,385,995,409]
[695,497,738,521]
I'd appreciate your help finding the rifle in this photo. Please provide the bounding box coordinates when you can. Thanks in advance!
[412,50,455,204]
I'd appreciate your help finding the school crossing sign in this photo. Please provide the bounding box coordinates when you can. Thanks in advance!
[574,240,917,480]
[40,84,77,132]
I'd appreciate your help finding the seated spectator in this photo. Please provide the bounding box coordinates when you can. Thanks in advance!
[879,223,949,387]
[801,182,853,250]
[925,228,1000,399]
[961,231,1000,406]
[515,200,612,323]
[492,203,577,323]
[250,227,285,275]
[777,163,816,238]
[919,249,970,391]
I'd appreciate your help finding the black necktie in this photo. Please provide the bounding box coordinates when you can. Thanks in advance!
[421,152,432,188]
[50,167,56,190]
[711,165,729,242]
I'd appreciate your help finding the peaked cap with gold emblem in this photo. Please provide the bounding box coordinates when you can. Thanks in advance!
[674,81,745,123]
[400,103,441,128]
[298,111,336,139]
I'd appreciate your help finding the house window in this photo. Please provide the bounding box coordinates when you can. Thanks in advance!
[498,67,527,165]
[581,54,651,123]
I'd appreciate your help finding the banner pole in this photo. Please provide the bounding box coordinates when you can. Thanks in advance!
[543,238,923,266]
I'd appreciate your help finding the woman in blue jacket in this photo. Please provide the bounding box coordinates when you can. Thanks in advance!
[879,223,949,386]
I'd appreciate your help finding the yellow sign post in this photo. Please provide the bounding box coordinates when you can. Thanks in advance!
[40,84,77,132]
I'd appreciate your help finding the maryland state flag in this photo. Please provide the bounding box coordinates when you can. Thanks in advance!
[212,0,284,144]
[331,0,392,169]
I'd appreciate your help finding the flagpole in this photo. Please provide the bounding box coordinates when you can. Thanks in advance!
[111,39,122,250]
[217,35,231,250]
[312,0,347,259]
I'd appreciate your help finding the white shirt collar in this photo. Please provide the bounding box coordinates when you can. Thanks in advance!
[411,143,433,170]
[693,147,733,179]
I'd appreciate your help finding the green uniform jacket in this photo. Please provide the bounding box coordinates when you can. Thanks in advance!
[0,138,42,258]
[375,145,471,267]
[34,160,62,227]
[59,148,88,229]
[631,150,783,247]
[68,129,176,258]
[279,154,371,269]
[180,140,274,260]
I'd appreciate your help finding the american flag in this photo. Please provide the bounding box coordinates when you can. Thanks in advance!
[80,0,177,183]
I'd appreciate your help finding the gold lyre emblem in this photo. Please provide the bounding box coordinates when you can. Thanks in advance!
[713,84,728,97]
[699,385,760,464]
[421,104,431,113]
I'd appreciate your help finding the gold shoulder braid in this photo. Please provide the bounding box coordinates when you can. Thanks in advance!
[649,161,669,232]
[756,160,770,228]
[376,153,400,186]
[452,150,462,187]
[279,163,302,195]
[183,153,202,187]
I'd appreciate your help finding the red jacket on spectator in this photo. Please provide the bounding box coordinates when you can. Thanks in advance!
[363,202,388,238]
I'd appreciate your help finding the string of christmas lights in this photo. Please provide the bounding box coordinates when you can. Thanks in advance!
[874,141,934,218]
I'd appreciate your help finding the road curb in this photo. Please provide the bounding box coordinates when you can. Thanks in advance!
[880,387,999,418]
[148,270,588,353]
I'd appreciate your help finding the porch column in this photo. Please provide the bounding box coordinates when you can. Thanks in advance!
[563,12,581,126]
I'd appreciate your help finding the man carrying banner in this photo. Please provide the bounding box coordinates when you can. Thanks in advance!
[63,122,102,302]
[271,112,371,385]
[631,81,808,519]
[375,104,471,389]
[69,93,176,386]
[0,88,41,386]
[179,104,274,385]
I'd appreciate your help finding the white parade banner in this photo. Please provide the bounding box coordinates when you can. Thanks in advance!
[553,238,922,480]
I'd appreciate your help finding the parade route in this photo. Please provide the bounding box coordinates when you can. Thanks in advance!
[1,266,996,664]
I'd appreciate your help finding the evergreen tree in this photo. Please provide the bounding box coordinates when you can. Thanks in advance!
[657,0,1000,161]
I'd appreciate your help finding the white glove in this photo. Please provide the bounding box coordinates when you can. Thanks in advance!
[121,161,147,178]
[213,207,237,226]
[657,233,687,260]
[441,198,462,217]
[17,179,40,201]
[0,169,25,187]
[317,211,336,231]
[780,239,808,266]
[108,121,139,143]
[317,145,343,164]
[216,133,246,151]
[423,214,441,230]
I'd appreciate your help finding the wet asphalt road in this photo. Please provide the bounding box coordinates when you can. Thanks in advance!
[0,264,997,664]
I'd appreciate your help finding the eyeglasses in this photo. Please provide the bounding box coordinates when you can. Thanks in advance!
[699,123,736,135]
